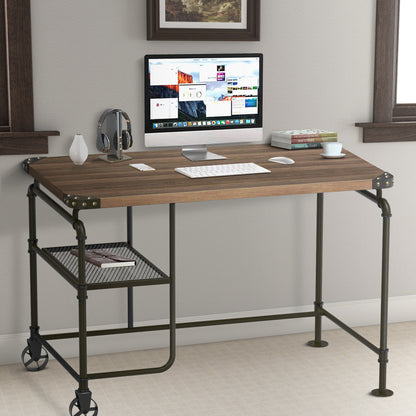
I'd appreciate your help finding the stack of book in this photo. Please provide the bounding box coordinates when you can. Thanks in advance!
[271,129,338,150]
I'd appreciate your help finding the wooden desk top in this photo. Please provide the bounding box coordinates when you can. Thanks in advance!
[23,144,393,209]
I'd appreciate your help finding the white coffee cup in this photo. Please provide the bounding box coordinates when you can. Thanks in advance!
[322,141,342,156]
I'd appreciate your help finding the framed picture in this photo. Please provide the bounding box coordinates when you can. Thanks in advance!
[147,0,260,41]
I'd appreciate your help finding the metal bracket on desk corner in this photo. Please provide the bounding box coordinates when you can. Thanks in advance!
[22,157,45,173]
[63,194,101,210]
[373,172,394,190]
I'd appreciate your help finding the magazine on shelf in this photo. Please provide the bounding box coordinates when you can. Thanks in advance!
[70,249,136,269]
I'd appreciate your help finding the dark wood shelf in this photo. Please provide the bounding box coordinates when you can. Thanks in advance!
[356,121,416,128]
[356,121,416,142]
[0,131,60,155]
[0,131,60,138]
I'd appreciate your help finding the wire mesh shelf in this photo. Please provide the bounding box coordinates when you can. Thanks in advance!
[43,242,169,289]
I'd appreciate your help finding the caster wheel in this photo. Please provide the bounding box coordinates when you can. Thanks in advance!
[69,397,98,416]
[21,345,49,371]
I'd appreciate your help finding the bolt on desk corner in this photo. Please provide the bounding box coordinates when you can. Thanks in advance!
[22,144,394,415]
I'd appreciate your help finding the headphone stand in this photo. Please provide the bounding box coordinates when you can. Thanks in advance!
[99,154,132,163]
[97,109,133,163]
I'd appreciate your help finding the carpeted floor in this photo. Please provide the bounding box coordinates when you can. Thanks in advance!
[1,321,415,415]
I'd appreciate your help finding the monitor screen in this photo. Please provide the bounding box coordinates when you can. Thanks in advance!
[144,54,263,150]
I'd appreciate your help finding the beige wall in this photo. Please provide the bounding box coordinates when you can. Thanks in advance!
[1,1,414,351]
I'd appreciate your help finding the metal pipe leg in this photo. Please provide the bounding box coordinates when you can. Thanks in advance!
[169,203,176,365]
[72,218,95,413]
[27,183,39,334]
[127,206,134,328]
[78,285,88,392]
[25,182,45,361]
[371,197,393,397]
[308,193,328,348]
[127,288,134,328]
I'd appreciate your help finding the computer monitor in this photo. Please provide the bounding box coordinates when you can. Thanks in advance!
[144,53,263,161]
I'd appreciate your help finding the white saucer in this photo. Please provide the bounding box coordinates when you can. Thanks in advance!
[320,153,346,159]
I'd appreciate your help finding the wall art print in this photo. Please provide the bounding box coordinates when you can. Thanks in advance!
[147,0,260,41]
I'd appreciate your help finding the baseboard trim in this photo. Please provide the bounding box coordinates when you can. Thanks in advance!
[1,295,415,365]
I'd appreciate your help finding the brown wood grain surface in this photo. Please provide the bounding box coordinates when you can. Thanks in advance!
[0,0,9,128]
[0,0,60,154]
[26,145,391,208]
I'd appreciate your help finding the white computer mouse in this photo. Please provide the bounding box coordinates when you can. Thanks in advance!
[268,156,295,165]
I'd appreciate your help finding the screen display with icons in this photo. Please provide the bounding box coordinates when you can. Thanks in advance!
[144,54,263,134]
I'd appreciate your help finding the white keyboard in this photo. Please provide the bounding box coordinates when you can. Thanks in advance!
[175,162,271,179]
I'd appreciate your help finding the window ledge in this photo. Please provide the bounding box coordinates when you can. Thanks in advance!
[355,122,416,142]
[0,131,60,155]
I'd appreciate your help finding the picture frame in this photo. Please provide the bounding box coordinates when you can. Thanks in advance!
[147,0,260,41]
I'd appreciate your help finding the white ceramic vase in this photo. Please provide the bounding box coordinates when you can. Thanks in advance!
[69,134,88,165]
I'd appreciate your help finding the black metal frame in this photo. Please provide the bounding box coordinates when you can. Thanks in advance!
[24,181,393,414]
[307,190,393,397]
[26,182,176,412]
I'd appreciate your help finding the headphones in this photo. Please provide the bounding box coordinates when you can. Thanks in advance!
[97,109,133,153]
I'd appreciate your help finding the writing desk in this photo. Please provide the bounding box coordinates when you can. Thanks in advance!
[23,144,394,414]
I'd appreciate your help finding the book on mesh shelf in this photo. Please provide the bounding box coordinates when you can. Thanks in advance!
[70,249,136,269]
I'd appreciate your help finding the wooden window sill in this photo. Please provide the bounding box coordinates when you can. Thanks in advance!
[355,122,416,142]
[0,131,60,155]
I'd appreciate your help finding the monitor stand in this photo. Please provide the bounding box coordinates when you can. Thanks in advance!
[182,145,227,162]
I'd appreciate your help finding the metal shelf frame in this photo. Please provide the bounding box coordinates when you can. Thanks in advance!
[42,242,169,289]
[26,182,177,412]
[24,180,393,414]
